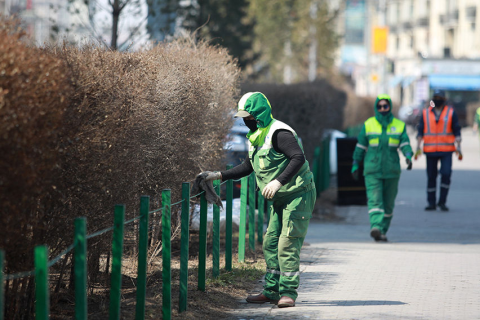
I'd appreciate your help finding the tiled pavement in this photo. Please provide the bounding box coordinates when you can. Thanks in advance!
[227,128,480,320]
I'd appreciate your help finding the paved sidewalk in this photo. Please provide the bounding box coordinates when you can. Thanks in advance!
[227,129,480,320]
[229,242,480,320]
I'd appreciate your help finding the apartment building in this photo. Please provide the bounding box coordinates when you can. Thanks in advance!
[339,0,480,125]
[1,0,92,46]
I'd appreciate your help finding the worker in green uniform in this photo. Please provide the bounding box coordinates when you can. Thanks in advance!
[351,94,413,242]
[198,92,316,308]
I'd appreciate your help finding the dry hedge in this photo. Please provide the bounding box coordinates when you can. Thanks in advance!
[1,16,239,313]
[0,18,72,273]
[241,80,347,161]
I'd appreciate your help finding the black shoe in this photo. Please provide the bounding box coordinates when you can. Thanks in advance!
[437,203,449,211]
[425,205,436,211]
[377,234,388,242]
[370,228,382,241]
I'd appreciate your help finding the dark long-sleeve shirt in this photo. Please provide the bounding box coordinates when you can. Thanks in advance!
[417,106,461,156]
[221,130,305,186]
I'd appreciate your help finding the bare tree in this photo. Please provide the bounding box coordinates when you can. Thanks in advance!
[62,0,147,50]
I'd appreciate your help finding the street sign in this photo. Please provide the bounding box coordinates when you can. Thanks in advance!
[372,27,388,54]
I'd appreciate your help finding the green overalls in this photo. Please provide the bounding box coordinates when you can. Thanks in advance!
[353,95,412,235]
[237,92,316,301]
[249,119,315,301]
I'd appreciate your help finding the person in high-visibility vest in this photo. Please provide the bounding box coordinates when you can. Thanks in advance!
[415,89,462,211]
[197,92,316,308]
[351,94,413,242]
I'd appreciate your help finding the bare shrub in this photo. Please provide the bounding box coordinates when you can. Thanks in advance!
[1,15,239,317]
[0,18,72,272]
[341,86,376,129]
[341,84,401,130]
[241,80,347,161]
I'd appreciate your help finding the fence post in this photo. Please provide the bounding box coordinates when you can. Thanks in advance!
[74,217,87,320]
[198,192,207,291]
[162,189,172,320]
[109,204,125,320]
[257,193,264,244]
[238,176,248,262]
[248,173,256,251]
[212,180,220,278]
[135,196,150,320]
[35,245,49,320]
[179,182,190,313]
[225,164,233,271]
[0,249,4,320]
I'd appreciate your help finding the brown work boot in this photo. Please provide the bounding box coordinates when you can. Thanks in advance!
[277,296,295,308]
[246,293,278,304]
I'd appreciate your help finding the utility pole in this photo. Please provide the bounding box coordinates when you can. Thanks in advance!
[379,0,386,94]
[308,0,318,82]
[365,0,371,96]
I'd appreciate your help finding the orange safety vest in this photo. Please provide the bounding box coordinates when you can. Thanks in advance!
[423,106,456,153]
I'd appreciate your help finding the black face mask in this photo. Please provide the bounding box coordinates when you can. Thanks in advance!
[432,99,445,108]
[244,119,258,132]
[379,110,390,116]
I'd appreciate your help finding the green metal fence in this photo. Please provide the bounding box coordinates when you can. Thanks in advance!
[0,168,266,319]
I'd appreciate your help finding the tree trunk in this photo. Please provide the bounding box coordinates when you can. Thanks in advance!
[111,0,120,50]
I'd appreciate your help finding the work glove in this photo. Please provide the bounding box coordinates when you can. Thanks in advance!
[262,179,283,199]
[455,149,463,161]
[405,153,412,170]
[414,148,422,160]
[351,162,359,181]
[199,171,222,181]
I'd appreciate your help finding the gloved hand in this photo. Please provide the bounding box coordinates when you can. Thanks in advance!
[455,149,463,161]
[262,179,283,199]
[414,148,422,160]
[351,162,359,181]
[406,158,412,170]
[200,171,222,181]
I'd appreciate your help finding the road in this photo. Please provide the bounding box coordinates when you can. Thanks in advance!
[229,128,480,320]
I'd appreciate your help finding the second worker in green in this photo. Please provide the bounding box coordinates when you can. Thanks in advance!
[351,94,413,242]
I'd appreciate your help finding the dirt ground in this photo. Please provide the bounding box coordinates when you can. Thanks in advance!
[48,233,266,320]
[46,187,338,320]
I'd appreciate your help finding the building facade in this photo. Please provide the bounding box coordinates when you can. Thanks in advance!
[339,0,480,125]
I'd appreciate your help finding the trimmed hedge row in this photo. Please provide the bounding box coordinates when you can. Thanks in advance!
[1,17,239,290]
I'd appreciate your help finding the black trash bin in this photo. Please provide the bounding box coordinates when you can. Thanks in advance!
[336,137,367,205]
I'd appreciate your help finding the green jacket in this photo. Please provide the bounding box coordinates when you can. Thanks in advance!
[353,94,413,179]
[239,92,314,201]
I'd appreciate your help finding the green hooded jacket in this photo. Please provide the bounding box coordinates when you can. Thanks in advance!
[352,94,413,179]
[238,92,314,201]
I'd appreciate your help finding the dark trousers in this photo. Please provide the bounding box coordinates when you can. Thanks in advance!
[426,153,452,206]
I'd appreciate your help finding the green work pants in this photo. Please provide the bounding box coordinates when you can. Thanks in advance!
[262,188,316,301]
[364,175,399,235]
